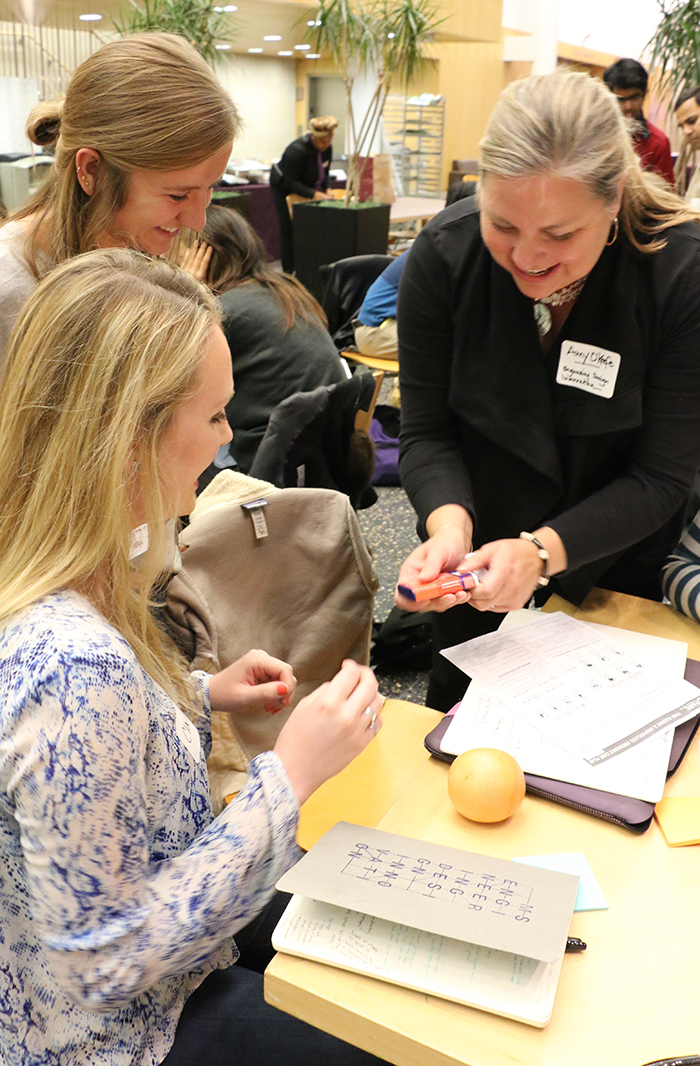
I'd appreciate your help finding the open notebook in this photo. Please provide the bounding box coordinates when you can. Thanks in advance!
[273,895,565,1027]
[273,823,579,1028]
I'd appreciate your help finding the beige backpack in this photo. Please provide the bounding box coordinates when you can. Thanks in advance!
[165,471,378,811]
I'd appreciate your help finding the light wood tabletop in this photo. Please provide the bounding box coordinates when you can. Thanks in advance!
[297,697,441,852]
[266,591,700,1066]
[389,197,446,226]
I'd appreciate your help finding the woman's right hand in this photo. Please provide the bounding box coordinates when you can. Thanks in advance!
[273,660,382,806]
[179,240,213,283]
[394,524,472,614]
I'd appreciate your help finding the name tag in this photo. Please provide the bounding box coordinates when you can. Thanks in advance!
[556,340,621,399]
[129,523,149,560]
[174,706,202,763]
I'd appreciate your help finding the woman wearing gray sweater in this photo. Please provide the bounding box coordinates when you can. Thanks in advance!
[200,205,346,473]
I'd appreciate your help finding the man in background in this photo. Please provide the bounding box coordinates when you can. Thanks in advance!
[603,58,674,186]
[674,86,700,200]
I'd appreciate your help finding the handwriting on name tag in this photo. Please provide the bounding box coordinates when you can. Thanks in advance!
[556,340,620,399]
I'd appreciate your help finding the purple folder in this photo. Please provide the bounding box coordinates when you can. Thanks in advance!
[423,659,700,833]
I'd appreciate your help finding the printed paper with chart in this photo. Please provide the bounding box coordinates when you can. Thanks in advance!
[441,612,685,800]
[441,612,700,765]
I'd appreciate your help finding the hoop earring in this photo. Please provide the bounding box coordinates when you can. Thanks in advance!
[605,216,619,246]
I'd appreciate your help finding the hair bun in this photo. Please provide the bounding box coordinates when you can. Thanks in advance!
[26,100,63,148]
[310,114,338,134]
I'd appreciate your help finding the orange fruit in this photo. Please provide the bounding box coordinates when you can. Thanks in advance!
[448,747,526,823]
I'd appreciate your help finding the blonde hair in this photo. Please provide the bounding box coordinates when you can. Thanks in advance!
[309,115,338,134]
[11,33,240,277]
[0,248,221,712]
[479,69,697,253]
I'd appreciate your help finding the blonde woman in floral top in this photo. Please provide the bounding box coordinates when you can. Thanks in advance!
[0,249,384,1066]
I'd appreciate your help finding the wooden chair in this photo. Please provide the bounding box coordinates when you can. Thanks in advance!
[354,369,385,433]
[344,350,399,375]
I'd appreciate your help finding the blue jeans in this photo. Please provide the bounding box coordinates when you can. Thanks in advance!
[160,892,385,1066]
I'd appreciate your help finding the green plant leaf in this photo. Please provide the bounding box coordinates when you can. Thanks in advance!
[647,0,700,101]
[299,0,444,199]
[113,0,237,63]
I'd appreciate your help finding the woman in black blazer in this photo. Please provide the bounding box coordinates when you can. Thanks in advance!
[395,70,700,709]
[270,115,338,273]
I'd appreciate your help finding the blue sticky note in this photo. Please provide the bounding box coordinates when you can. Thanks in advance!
[512,853,608,912]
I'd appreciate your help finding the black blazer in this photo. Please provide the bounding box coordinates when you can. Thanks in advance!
[270,134,332,199]
[398,199,700,602]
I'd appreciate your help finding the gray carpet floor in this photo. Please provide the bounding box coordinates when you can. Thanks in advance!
[357,485,430,704]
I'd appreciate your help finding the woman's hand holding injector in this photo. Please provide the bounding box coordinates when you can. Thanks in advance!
[465,528,566,612]
[395,506,474,613]
[396,506,567,615]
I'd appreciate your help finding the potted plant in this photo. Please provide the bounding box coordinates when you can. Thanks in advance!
[648,0,700,99]
[114,0,235,62]
[292,0,443,298]
[307,0,443,202]
[647,1,700,190]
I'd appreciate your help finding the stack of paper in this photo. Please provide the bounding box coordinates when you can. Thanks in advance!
[440,612,698,803]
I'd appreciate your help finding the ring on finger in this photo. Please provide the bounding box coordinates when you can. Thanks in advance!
[364,706,378,729]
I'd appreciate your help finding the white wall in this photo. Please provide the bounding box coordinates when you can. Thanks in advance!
[0,77,38,153]
[352,67,384,156]
[502,0,662,61]
[216,53,297,160]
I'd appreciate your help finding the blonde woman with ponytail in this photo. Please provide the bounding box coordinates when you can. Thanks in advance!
[0,249,383,1066]
[396,68,700,711]
[0,32,240,360]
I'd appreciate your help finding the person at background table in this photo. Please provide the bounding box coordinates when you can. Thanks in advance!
[269,115,338,274]
[354,252,407,360]
[603,58,675,186]
[196,204,345,479]
[0,248,384,1066]
[0,32,238,362]
[674,86,700,202]
[395,69,700,712]
[354,184,479,362]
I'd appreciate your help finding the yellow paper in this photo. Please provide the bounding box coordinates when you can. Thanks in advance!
[654,796,700,846]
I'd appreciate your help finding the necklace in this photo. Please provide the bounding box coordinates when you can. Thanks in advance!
[532,274,589,337]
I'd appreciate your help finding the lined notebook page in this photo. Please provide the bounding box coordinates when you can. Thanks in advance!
[272,895,563,1027]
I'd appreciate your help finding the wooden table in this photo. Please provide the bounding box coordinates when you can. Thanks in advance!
[389,196,446,229]
[266,590,700,1066]
[297,697,441,852]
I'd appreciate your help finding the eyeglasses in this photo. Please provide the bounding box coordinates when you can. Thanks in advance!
[612,91,645,104]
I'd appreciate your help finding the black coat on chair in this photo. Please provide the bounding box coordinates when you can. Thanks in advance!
[320,254,394,350]
[249,373,378,510]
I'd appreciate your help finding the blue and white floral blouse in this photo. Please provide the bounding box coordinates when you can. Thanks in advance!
[0,590,300,1065]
